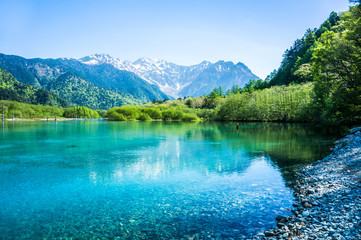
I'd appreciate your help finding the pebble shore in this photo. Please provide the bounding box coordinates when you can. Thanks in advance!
[258,127,361,240]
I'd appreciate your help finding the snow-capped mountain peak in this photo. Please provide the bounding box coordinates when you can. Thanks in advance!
[78,55,259,98]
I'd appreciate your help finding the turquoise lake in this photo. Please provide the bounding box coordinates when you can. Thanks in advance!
[0,121,334,239]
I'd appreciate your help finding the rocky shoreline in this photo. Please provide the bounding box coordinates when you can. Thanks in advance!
[258,127,361,240]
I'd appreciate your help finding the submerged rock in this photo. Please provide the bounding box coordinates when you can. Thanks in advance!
[258,127,361,239]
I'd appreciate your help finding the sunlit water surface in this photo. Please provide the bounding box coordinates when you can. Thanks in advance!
[0,121,334,239]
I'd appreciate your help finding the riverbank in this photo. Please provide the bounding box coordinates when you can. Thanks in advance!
[258,127,361,239]
[2,118,99,121]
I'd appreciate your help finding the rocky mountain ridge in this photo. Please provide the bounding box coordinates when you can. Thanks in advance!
[0,53,169,109]
[79,54,259,98]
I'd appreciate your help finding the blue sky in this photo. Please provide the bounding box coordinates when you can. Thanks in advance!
[0,0,351,78]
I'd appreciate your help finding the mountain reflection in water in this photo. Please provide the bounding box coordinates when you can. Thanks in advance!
[0,121,334,239]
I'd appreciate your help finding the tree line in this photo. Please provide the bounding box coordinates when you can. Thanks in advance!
[0,100,101,119]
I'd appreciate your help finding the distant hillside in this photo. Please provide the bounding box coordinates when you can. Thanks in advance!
[80,55,259,98]
[48,72,142,110]
[0,68,69,107]
[0,53,170,103]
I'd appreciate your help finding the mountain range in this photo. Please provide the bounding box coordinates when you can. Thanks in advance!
[0,53,258,109]
[79,54,259,98]
[0,53,168,109]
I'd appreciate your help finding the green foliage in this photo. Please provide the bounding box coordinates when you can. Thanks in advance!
[161,108,185,120]
[107,110,127,121]
[106,82,314,123]
[191,108,214,120]
[63,106,100,119]
[0,100,101,120]
[140,107,162,119]
[230,85,241,94]
[312,5,361,127]
[293,64,313,83]
[215,83,313,122]
[138,113,152,121]
[0,100,64,119]
[207,86,225,100]
[96,110,107,118]
[181,113,200,122]
[107,106,162,121]
[203,96,223,109]
[267,11,342,87]
[0,68,69,107]
[48,72,142,110]
[108,106,142,120]
[107,104,202,121]
[185,97,205,108]
[242,79,269,92]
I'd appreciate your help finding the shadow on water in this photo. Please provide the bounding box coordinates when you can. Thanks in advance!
[219,122,337,182]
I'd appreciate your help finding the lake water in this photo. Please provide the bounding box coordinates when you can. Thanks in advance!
[0,121,334,239]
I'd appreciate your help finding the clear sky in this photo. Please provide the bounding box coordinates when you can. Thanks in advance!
[0,0,351,78]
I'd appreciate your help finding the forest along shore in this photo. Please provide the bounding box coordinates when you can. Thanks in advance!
[2,118,95,121]
[259,127,361,240]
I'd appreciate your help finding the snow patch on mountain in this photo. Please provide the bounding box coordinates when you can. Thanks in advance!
[79,54,259,98]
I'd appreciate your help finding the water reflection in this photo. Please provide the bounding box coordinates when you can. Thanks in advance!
[0,121,335,239]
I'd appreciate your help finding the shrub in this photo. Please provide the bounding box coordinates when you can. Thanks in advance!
[107,110,126,121]
[161,109,173,120]
[108,106,141,120]
[140,107,162,119]
[161,109,184,120]
[63,106,99,119]
[138,113,152,121]
[96,110,107,118]
[182,113,200,121]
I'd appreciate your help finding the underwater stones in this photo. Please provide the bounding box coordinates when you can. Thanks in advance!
[276,216,288,223]
[264,230,275,237]
[301,211,310,218]
[277,222,286,228]
[258,128,361,239]
[292,203,299,208]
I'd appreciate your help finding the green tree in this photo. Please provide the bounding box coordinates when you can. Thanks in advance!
[293,63,313,82]
[312,5,361,126]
